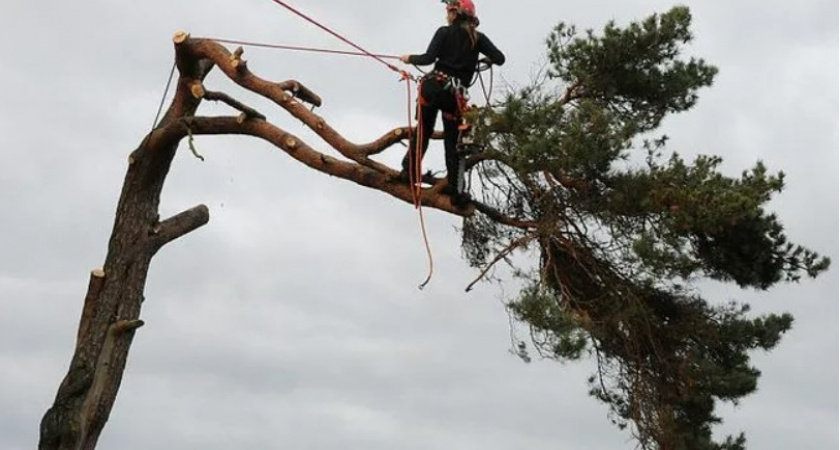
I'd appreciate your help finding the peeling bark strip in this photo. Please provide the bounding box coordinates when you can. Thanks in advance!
[39,30,534,450]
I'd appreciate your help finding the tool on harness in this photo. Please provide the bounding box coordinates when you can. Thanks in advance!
[430,71,485,196]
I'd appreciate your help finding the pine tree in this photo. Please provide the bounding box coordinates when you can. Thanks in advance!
[463,6,830,448]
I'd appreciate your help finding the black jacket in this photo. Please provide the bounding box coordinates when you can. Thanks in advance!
[408,23,505,86]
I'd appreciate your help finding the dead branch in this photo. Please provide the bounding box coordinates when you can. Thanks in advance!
[466,232,539,291]
[203,90,267,121]
[276,80,322,107]
[157,116,474,216]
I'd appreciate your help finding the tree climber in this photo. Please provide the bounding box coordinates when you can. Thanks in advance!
[398,0,505,204]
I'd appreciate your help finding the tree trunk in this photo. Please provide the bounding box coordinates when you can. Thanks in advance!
[37,37,213,450]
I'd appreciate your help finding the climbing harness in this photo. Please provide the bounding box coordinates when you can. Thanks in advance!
[416,68,492,197]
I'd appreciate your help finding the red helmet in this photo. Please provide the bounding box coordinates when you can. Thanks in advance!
[444,0,476,18]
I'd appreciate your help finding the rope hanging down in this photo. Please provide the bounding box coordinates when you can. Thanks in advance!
[139,61,177,152]
[264,0,434,289]
[151,62,177,131]
[407,80,435,290]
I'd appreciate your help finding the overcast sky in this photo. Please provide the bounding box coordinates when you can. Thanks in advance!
[0,1,837,449]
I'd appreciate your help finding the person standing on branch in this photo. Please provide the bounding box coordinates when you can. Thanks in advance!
[398,0,505,202]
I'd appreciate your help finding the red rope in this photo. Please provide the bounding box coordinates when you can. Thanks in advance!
[408,90,436,290]
[411,82,424,208]
[212,38,400,60]
[407,83,418,207]
[416,201,434,290]
[266,0,433,288]
[267,0,404,74]
[408,80,435,289]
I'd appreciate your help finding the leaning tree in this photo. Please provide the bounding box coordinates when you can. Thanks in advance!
[39,6,829,450]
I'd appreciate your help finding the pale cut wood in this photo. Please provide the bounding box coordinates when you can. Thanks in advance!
[190,82,205,99]
[172,31,189,44]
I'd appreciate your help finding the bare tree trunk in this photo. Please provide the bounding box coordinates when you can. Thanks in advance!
[38,41,213,450]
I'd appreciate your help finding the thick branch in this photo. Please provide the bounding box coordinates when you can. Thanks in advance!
[159,116,474,216]
[173,36,419,172]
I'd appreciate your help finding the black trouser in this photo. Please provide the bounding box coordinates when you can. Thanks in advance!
[402,75,462,189]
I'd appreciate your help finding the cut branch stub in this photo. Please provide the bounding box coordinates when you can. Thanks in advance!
[277,80,322,108]
[190,81,206,99]
[77,269,106,345]
[173,31,190,45]
[230,46,247,70]
[152,204,210,250]
[113,320,145,335]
